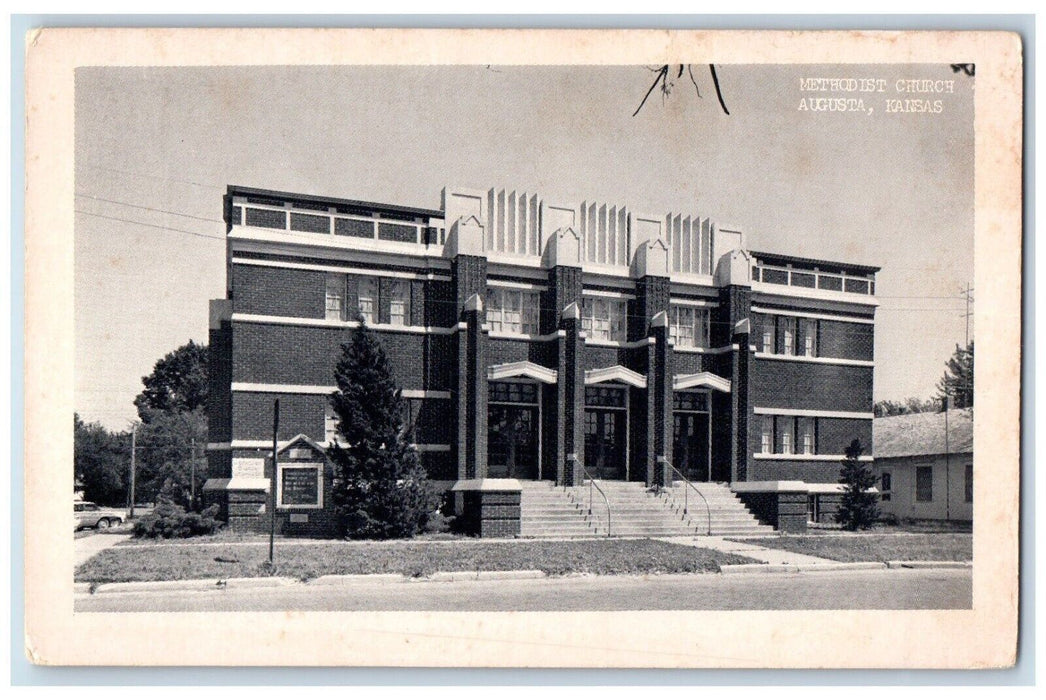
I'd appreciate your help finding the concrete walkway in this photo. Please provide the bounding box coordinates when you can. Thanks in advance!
[75,533,132,567]
[659,535,837,566]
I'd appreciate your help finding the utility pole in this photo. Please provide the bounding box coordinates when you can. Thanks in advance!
[128,423,138,519]
[944,394,951,521]
[269,399,280,565]
[960,282,974,347]
[190,437,196,510]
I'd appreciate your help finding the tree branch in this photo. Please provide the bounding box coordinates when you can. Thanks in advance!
[709,64,729,115]
[632,64,669,117]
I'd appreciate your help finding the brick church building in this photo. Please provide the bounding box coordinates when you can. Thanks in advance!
[204,185,878,536]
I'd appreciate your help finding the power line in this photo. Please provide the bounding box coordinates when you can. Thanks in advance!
[75,193,223,224]
[76,160,226,192]
[75,209,226,241]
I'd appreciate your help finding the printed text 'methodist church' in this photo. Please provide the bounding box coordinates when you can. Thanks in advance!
[204,185,878,537]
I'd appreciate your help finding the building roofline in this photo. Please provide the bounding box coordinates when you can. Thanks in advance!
[226,185,444,219]
[750,250,881,275]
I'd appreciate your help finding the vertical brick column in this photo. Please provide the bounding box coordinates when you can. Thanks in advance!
[634,277,671,486]
[650,319,673,486]
[453,255,488,481]
[718,284,752,482]
[560,307,585,486]
[548,265,583,486]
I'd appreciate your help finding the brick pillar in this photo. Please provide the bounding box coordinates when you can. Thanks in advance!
[560,304,584,486]
[549,265,583,486]
[718,284,752,482]
[650,317,673,486]
[453,255,488,482]
[634,277,671,486]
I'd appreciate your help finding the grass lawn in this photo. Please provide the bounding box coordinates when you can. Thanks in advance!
[734,534,972,563]
[75,538,758,583]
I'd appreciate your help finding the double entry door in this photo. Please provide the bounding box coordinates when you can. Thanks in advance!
[583,385,628,480]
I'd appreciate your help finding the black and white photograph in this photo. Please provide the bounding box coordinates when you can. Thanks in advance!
[24,28,1021,668]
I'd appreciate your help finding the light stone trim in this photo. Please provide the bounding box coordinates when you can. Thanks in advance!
[487,361,559,384]
[231,313,460,334]
[753,407,874,420]
[585,365,647,389]
[750,305,875,325]
[751,281,879,307]
[752,454,875,462]
[754,352,875,368]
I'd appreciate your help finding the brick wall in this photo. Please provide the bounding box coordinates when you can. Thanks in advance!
[208,323,233,443]
[748,458,851,483]
[488,337,557,368]
[816,417,873,455]
[750,360,873,412]
[233,391,325,441]
[232,264,325,318]
[232,323,441,390]
[461,490,521,537]
[819,319,874,361]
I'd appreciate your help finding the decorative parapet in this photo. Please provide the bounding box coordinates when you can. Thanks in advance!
[541,226,582,268]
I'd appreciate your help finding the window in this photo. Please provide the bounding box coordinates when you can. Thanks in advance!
[761,315,819,357]
[760,416,773,454]
[965,464,973,503]
[798,318,818,357]
[797,417,816,455]
[779,317,796,355]
[358,278,378,324]
[775,416,794,454]
[762,322,775,354]
[389,281,409,326]
[325,275,345,321]
[489,381,539,405]
[669,306,710,348]
[916,466,933,502]
[807,494,820,523]
[277,464,323,509]
[582,297,627,342]
[487,288,540,335]
[880,472,892,502]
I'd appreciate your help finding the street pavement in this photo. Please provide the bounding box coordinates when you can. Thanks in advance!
[75,567,971,612]
[74,532,132,567]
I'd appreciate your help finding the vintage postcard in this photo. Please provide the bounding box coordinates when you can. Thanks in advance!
[24,28,1021,667]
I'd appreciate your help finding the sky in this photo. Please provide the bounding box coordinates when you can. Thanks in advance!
[74,64,974,430]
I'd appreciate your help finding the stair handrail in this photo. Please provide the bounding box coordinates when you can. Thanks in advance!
[567,456,612,538]
[659,457,712,536]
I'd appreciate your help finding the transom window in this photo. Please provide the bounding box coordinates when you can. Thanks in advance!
[489,381,538,405]
[584,386,626,408]
[487,288,540,335]
[673,392,709,412]
[582,297,627,342]
[669,306,710,348]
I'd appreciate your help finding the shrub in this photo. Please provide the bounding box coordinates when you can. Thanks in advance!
[133,497,223,539]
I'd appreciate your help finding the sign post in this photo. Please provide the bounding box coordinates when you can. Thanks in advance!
[269,399,279,565]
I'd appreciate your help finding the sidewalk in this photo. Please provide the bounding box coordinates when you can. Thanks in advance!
[75,533,132,567]
[659,535,837,566]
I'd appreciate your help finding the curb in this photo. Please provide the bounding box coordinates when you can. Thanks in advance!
[795,562,887,572]
[885,560,972,570]
[307,573,404,586]
[90,576,297,595]
[418,570,547,583]
[720,564,799,575]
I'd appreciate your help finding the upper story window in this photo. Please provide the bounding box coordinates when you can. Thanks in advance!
[669,306,710,348]
[325,275,345,321]
[358,278,378,324]
[487,288,540,335]
[760,315,819,357]
[388,281,409,326]
[324,405,339,444]
[582,297,627,342]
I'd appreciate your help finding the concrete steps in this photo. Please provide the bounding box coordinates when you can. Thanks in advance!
[518,480,774,538]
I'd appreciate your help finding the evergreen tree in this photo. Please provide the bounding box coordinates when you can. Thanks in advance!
[835,439,880,530]
[327,320,439,539]
[936,341,974,409]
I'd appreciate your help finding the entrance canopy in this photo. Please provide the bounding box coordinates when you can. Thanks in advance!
[488,361,558,384]
[585,365,647,389]
[673,371,731,393]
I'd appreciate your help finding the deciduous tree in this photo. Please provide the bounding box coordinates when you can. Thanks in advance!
[134,340,209,420]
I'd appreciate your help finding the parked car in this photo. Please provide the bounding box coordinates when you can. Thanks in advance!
[74,501,126,530]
